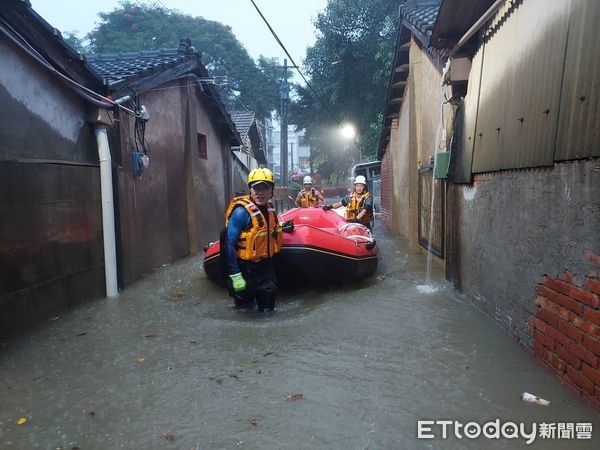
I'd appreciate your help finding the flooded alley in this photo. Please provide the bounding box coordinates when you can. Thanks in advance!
[1,228,598,449]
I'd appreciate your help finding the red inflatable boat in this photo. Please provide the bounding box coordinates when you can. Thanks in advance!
[203,207,378,288]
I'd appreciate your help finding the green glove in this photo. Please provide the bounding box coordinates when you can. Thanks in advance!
[229,272,247,292]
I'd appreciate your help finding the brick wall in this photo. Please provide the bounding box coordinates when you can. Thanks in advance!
[381,149,392,232]
[531,252,600,409]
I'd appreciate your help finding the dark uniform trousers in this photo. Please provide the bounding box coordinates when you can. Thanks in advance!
[228,259,277,311]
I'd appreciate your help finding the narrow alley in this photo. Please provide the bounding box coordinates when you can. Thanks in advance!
[1,228,598,449]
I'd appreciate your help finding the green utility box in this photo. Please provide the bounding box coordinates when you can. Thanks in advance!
[434,152,450,179]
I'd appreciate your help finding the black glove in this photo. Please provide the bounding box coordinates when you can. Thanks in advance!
[281,220,294,233]
[323,204,333,211]
[347,218,361,224]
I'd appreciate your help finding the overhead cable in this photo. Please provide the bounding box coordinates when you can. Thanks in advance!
[249,0,344,129]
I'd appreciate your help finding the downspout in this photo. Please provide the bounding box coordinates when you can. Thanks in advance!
[89,109,119,297]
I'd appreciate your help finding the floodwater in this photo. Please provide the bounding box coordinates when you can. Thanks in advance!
[1,226,599,449]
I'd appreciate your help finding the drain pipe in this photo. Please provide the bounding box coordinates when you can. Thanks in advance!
[93,115,119,297]
[449,0,507,58]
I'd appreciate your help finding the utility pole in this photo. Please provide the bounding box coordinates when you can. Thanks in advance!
[279,59,289,186]
[290,142,294,173]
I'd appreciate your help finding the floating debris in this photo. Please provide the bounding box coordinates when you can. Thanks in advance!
[521,392,550,406]
[263,352,273,357]
[17,417,26,425]
[169,290,186,301]
[163,431,175,441]
[248,418,258,427]
[287,393,303,402]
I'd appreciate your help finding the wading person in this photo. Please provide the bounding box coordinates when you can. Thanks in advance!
[323,175,373,229]
[223,168,282,312]
[295,175,325,208]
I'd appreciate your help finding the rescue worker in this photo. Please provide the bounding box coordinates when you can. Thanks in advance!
[224,168,282,312]
[323,175,373,228]
[295,175,325,208]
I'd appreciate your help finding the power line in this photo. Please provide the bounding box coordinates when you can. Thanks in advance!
[249,0,344,129]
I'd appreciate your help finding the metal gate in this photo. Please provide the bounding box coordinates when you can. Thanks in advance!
[418,169,444,258]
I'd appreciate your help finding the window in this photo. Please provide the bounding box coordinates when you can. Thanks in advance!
[198,133,207,159]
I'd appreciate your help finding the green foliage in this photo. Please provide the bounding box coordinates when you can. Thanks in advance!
[62,31,86,53]
[290,0,400,183]
[85,1,279,120]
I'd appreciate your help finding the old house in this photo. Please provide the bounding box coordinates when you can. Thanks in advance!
[0,0,240,340]
[87,39,240,286]
[380,0,600,406]
[229,111,267,195]
[0,1,108,339]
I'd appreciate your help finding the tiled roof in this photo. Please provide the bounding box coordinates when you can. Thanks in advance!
[86,41,196,87]
[229,111,255,139]
[401,1,441,45]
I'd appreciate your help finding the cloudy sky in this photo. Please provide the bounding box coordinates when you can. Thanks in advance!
[30,0,328,63]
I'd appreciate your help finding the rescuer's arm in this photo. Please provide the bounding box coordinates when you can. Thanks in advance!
[316,190,325,205]
[295,191,302,207]
[225,207,251,289]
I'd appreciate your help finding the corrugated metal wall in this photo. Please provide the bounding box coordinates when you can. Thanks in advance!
[465,0,599,174]
[555,0,600,160]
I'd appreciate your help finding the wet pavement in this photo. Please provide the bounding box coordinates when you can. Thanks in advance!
[1,225,599,449]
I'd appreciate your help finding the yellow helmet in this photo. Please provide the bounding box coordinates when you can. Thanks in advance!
[248,168,275,187]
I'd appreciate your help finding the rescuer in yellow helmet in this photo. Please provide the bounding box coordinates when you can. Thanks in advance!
[294,175,325,207]
[323,175,373,229]
[223,168,282,311]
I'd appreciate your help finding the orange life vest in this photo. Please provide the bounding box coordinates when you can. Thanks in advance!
[224,195,282,261]
[345,191,373,226]
[299,188,319,207]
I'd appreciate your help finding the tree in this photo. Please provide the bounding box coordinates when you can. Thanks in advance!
[290,0,400,184]
[85,1,279,120]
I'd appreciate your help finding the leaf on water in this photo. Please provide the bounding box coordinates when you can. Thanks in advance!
[163,431,175,441]
[189,340,198,344]
[17,417,26,425]
[143,334,158,338]
[76,332,87,337]
[169,290,186,301]
[228,373,239,379]
[257,369,262,374]
[248,418,258,427]
[138,356,145,363]
[51,316,60,321]
[287,393,303,402]
[251,359,259,364]
[263,352,273,357]
[72,447,81,450]
[88,411,96,418]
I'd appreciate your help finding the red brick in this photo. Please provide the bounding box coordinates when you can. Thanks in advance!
[586,277,600,296]
[566,365,595,394]
[538,285,558,301]
[546,326,570,347]
[550,354,567,373]
[542,277,572,296]
[582,334,600,358]
[557,320,584,344]
[534,330,556,351]
[584,250,600,266]
[569,286,599,308]
[537,308,559,328]
[532,317,548,333]
[556,343,581,369]
[581,362,600,385]
[559,270,575,284]
[553,292,583,314]
[566,340,599,369]
[584,308,600,326]
[578,320,600,339]
[533,341,545,359]
[534,297,572,321]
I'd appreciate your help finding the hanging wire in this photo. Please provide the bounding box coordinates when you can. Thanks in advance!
[249,0,344,129]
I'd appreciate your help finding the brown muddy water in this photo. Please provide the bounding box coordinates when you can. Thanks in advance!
[1,228,599,449]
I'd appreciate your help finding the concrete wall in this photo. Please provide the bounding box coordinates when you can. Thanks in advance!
[455,159,600,345]
[114,79,231,286]
[0,39,104,340]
